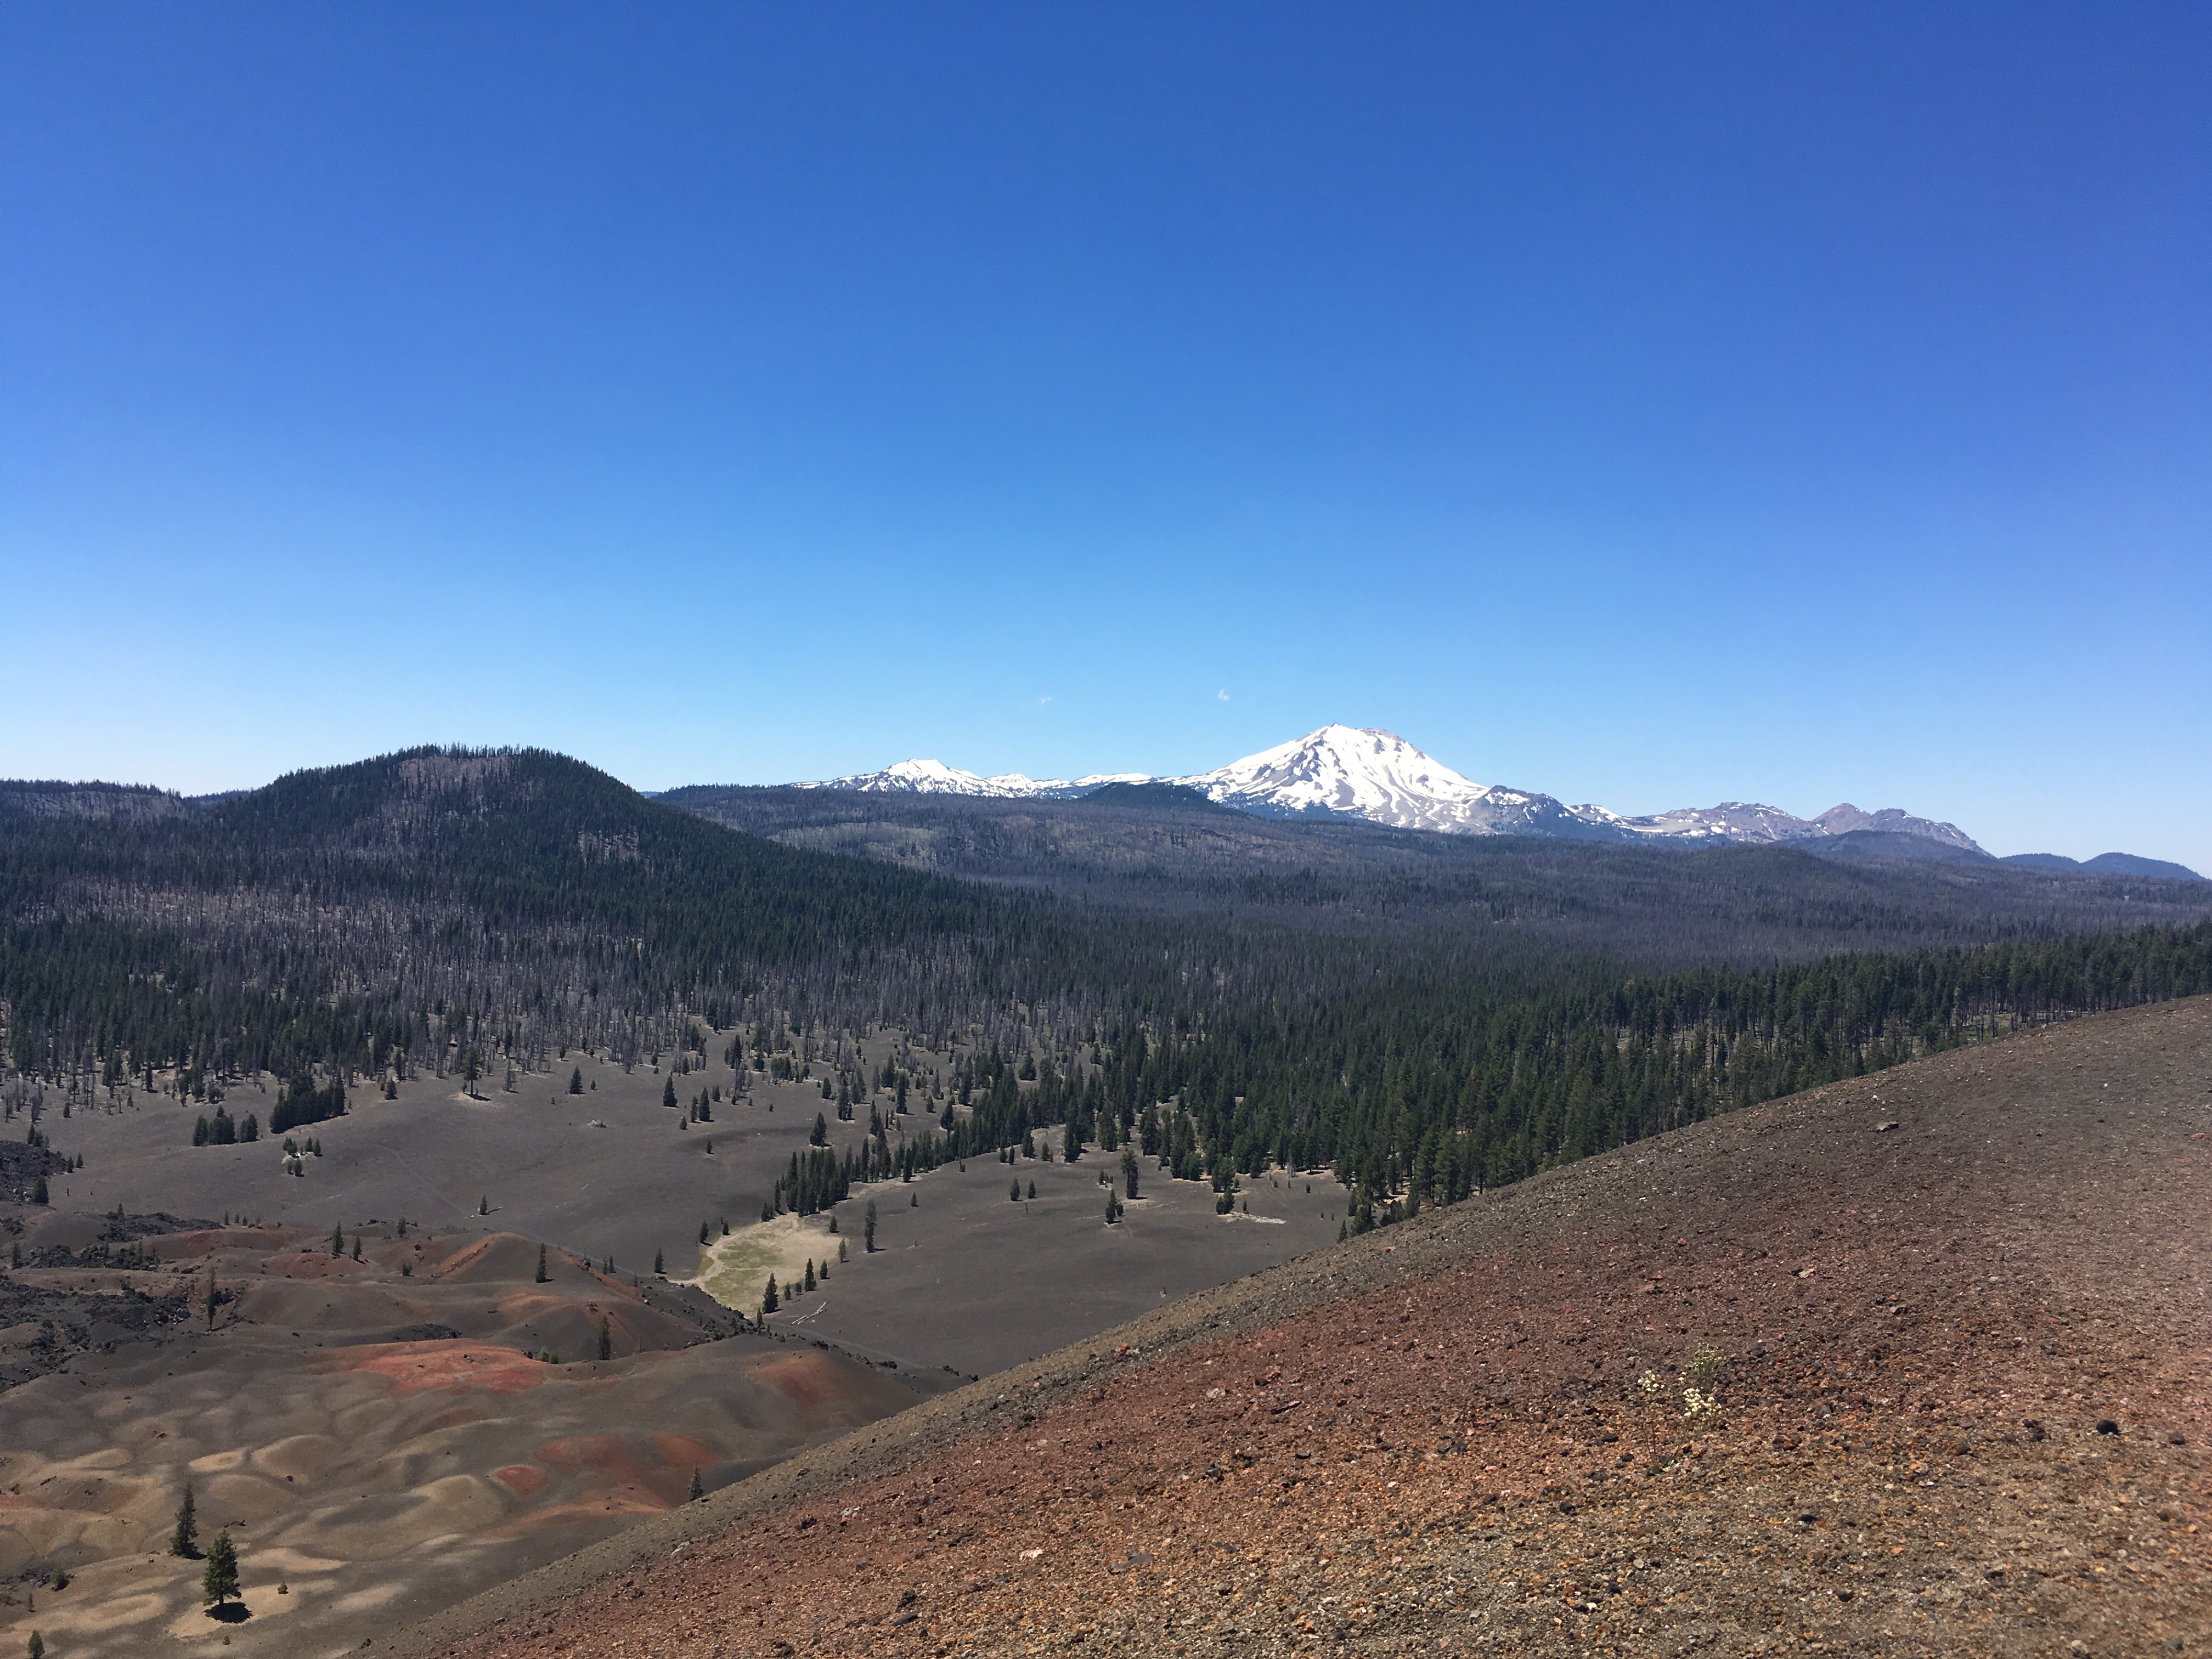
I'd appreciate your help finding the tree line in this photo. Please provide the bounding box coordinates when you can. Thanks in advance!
[5,748,2209,1231]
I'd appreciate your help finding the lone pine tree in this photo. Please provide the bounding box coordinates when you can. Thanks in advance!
[535,1244,549,1283]
[569,1067,584,1095]
[763,1274,779,1311]
[864,1200,877,1252]
[662,1076,678,1110]
[595,1317,612,1361]
[200,1530,240,1609]
[170,1484,198,1557]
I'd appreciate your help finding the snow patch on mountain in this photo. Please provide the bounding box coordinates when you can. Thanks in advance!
[1807,804,1982,853]
[798,759,1147,799]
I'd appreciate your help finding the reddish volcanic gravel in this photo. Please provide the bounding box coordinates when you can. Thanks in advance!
[408,998,2212,1658]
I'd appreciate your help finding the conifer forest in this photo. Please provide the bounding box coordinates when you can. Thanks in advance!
[5,747,2210,1224]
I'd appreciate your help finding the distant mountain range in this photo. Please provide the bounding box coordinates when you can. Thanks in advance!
[795,724,2202,877]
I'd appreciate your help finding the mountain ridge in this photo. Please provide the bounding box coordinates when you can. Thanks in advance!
[789,724,2053,864]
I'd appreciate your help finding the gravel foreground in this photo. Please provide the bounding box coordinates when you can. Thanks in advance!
[397,997,2211,1659]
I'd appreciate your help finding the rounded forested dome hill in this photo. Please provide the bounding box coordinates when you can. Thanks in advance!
[207,746,1000,962]
[0,745,1041,1082]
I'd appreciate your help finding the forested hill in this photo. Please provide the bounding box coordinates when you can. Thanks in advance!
[0,748,1045,1081]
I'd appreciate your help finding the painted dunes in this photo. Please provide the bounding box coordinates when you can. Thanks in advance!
[0,1226,931,1658]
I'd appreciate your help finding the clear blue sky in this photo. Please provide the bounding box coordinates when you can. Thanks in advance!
[4,3,2207,866]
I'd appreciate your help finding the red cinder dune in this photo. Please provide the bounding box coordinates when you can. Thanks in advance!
[400,997,2212,1659]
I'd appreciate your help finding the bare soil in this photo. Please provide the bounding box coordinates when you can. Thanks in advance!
[399,996,2212,1659]
[18,1036,1339,1379]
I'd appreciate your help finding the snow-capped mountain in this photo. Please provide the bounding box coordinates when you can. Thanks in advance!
[1582,800,1982,852]
[795,758,1146,799]
[793,726,1985,854]
[1577,800,1822,844]
[1164,724,1618,839]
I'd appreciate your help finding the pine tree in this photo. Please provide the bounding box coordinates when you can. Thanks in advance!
[1121,1148,1140,1200]
[330,1223,343,1257]
[171,1484,199,1557]
[535,1244,549,1283]
[30,1175,46,1205]
[864,1200,877,1252]
[28,1631,44,1659]
[351,1235,362,1261]
[596,1317,612,1361]
[653,1248,664,1275]
[763,1275,780,1312]
[1028,1181,1037,1199]
[1011,1179,1022,1202]
[662,1076,678,1110]
[200,1529,240,1608]
[569,1067,584,1095]
[803,1260,815,1291]
[479,1194,490,1216]
[688,1468,704,1502]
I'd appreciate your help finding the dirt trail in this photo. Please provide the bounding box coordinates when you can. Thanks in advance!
[400,997,2212,1658]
